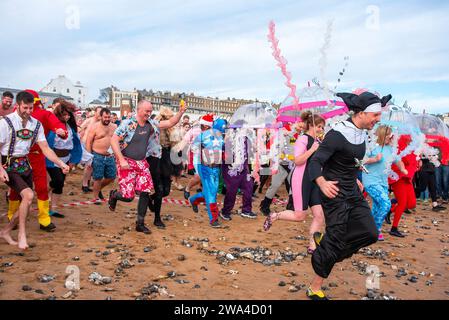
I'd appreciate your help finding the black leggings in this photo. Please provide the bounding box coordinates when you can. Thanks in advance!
[137,156,171,224]
[47,167,66,195]
[418,170,437,202]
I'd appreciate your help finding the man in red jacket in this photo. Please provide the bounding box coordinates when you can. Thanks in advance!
[7,90,67,231]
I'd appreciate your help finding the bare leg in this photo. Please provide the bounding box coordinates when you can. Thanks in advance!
[308,205,325,251]
[186,175,201,192]
[173,176,183,189]
[270,209,307,223]
[93,180,102,199]
[101,178,114,189]
[310,275,325,292]
[50,192,61,212]
[93,178,114,198]
[0,211,19,245]
[17,188,34,250]
[82,165,93,187]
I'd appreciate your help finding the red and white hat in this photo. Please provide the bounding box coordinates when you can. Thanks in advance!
[200,114,214,127]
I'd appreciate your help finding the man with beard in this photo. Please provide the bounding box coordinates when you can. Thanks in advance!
[0,91,69,250]
[86,108,117,203]
[7,89,67,232]
[0,91,14,118]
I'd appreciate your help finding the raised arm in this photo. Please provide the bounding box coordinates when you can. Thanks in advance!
[159,101,187,129]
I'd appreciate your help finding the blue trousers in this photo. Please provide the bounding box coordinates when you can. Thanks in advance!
[189,164,220,223]
[365,185,391,231]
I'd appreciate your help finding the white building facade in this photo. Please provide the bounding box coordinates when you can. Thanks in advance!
[41,75,88,108]
[110,88,138,113]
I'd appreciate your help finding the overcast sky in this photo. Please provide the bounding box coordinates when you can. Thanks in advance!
[1,0,448,114]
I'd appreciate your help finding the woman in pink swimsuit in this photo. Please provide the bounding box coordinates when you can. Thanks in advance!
[264,111,325,253]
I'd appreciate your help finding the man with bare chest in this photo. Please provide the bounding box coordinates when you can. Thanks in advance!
[86,108,117,202]
[79,106,102,193]
[0,91,14,118]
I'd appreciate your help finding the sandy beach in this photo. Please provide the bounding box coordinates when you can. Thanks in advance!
[0,171,448,300]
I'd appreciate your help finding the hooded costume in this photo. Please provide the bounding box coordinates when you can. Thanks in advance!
[308,91,391,279]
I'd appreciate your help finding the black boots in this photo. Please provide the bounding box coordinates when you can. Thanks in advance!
[260,197,273,216]
[286,195,294,211]
[136,223,151,234]
[154,219,166,229]
[385,211,391,225]
[389,227,405,238]
[40,222,56,232]
[108,190,117,211]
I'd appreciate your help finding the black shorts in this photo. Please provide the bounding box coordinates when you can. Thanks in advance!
[304,182,322,209]
[5,171,33,194]
[2,156,34,194]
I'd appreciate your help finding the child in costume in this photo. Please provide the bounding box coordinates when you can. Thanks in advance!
[363,125,407,241]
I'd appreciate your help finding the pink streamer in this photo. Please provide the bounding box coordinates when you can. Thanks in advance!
[276,100,349,123]
[268,21,300,109]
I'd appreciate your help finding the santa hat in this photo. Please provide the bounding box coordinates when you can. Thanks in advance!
[200,114,214,127]
[24,89,43,107]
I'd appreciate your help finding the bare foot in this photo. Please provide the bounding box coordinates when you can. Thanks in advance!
[0,230,18,246]
[17,234,29,250]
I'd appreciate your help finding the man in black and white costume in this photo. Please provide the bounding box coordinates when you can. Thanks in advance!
[306,91,392,300]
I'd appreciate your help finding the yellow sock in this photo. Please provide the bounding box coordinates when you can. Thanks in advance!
[37,199,51,227]
[7,200,20,221]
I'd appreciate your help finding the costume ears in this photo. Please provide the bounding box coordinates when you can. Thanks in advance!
[381,94,393,108]
[336,93,361,112]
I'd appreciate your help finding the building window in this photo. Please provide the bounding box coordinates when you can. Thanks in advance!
[67,88,70,93]
[79,89,82,94]
[53,88,56,93]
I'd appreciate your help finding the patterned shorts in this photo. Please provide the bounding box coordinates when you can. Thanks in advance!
[117,157,154,199]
